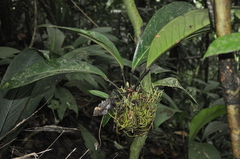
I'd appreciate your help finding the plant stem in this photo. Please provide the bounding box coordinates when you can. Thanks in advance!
[215,0,240,158]
[123,0,143,44]
[129,134,148,159]
[122,1,147,159]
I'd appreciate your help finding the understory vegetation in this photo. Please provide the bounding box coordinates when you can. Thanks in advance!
[1,0,240,158]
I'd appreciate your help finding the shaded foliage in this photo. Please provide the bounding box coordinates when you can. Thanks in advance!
[0,0,240,159]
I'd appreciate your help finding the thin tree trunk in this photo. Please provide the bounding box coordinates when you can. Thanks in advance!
[122,0,143,44]
[129,134,148,159]
[215,0,240,158]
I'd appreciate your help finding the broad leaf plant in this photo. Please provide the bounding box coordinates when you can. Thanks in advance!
[1,1,240,158]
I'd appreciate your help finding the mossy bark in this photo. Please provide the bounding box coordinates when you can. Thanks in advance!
[215,0,240,158]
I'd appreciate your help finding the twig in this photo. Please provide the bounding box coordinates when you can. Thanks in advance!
[0,138,16,150]
[97,116,104,148]
[79,149,89,159]
[37,1,57,25]
[103,77,120,90]
[0,95,53,143]
[38,131,64,158]
[12,149,52,159]
[29,0,37,48]
[24,125,78,133]
[71,0,99,28]
[65,148,76,159]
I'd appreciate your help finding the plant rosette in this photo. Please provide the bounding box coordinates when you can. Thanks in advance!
[113,84,163,137]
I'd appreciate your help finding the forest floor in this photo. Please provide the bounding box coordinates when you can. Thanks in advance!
[3,95,186,159]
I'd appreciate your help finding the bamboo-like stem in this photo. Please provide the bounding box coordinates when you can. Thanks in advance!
[123,0,143,44]
[215,0,240,158]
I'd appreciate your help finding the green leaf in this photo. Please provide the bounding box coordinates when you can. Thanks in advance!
[0,50,59,147]
[91,27,113,33]
[39,24,124,68]
[202,121,228,140]
[92,75,108,91]
[1,48,45,84]
[234,9,240,19]
[204,81,219,92]
[189,105,226,141]
[0,84,36,139]
[154,104,181,129]
[55,87,78,118]
[147,9,210,67]
[207,130,229,142]
[188,141,221,159]
[88,90,109,99]
[102,112,112,127]
[0,58,13,65]
[65,80,98,95]
[46,24,65,52]
[73,27,119,48]
[0,82,47,153]
[66,72,99,89]
[153,77,198,110]
[140,72,153,93]
[150,64,173,74]
[132,2,195,70]
[48,99,60,110]
[38,50,51,61]
[162,92,178,110]
[79,124,105,159]
[204,33,240,59]
[0,47,20,58]
[210,98,224,107]
[1,53,107,89]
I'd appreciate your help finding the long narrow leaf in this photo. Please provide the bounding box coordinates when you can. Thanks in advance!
[46,24,65,52]
[147,9,210,67]
[189,105,226,141]
[202,121,228,140]
[132,2,195,70]
[1,48,45,84]
[0,76,61,149]
[1,55,106,89]
[55,87,78,119]
[0,47,20,58]
[154,104,181,129]
[153,77,198,110]
[39,24,124,68]
[0,50,59,143]
[79,124,105,159]
[88,90,109,99]
[0,84,36,139]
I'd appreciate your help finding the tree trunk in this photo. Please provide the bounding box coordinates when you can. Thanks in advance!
[215,0,240,158]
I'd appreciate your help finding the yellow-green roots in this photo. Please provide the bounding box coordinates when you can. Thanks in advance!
[113,85,163,137]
